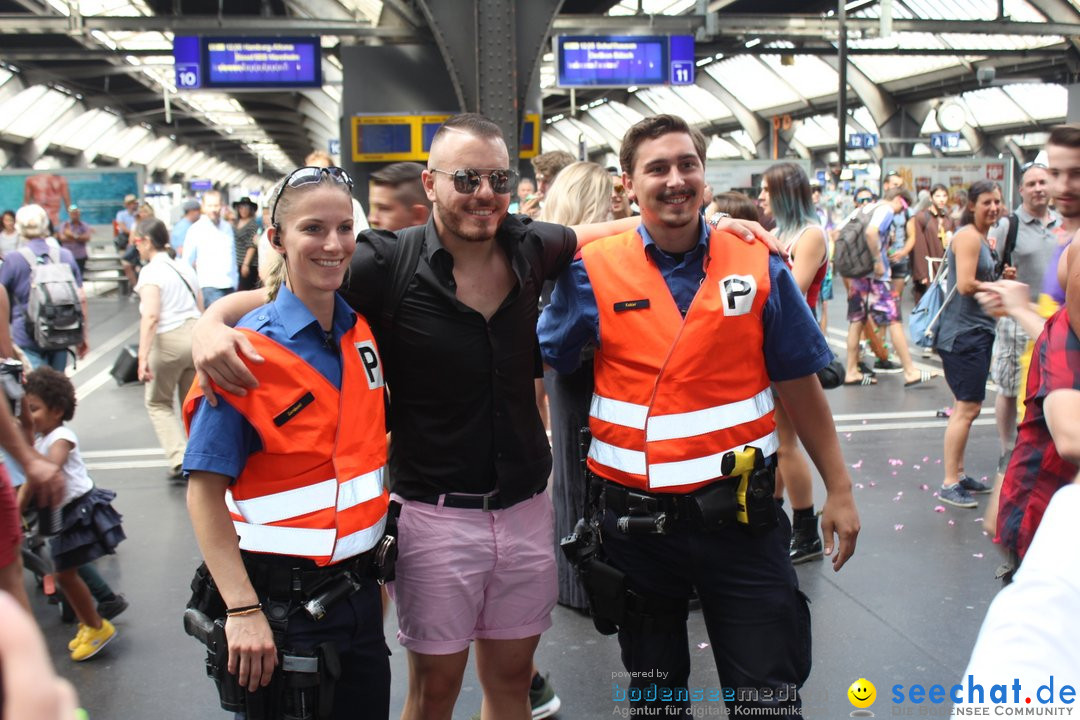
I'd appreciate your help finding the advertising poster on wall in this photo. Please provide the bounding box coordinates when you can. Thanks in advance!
[0,168,144,236]
[881,158,1014,210]
[705,159,813,195]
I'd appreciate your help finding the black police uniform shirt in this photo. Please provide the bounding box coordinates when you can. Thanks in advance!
[342,215,577,505]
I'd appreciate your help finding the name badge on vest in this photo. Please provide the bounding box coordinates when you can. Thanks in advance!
[720,275,757,317]
[614,299,650,313]
[355,340,385,390]
[274,392,315,427]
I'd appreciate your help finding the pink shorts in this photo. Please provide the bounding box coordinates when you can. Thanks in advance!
[0,465,20,567]
[387,491,557,655]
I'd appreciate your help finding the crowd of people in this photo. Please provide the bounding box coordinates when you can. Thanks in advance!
[0,111,1075,720]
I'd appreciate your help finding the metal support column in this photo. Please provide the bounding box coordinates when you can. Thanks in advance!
[415,0,563,171]
[477,0,518,165]
[837,0,848,170]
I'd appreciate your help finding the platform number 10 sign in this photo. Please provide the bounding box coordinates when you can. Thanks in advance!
[176,64,202,89]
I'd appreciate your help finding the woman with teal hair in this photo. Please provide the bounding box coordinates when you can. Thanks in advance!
[758,162,830,565]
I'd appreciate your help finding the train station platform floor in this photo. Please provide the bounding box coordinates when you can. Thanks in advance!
[23,292,1007,718]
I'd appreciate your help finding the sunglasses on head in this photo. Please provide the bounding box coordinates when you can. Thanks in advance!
[430,168,516,195]
[271,166,354,227]
[1020,161,1047,173]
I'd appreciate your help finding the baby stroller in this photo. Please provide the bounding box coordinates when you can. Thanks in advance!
[22,510,76,622]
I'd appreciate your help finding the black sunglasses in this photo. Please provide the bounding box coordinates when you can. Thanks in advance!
[855,195,874,204]
[271,166,354,227]
[430,168,517,195]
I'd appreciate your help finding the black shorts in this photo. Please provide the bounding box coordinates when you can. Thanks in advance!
[938,329,994,403]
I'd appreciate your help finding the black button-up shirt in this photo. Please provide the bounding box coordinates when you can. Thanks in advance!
[342,215,577,504]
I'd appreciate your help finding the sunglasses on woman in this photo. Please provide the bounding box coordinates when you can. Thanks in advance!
[430,168,517,195]
[270,166,354,227]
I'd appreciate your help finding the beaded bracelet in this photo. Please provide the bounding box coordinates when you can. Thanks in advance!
[225,602,263,617]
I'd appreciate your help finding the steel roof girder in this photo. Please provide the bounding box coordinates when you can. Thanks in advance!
[78,115,126,164]
[694,70,770,149]
[576,111,623,157]
[0,14,414,38]
[19,100,84,165]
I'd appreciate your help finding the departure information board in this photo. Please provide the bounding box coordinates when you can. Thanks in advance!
[555,35,695,88]
[352,114,541,162]
[173,36,322,90]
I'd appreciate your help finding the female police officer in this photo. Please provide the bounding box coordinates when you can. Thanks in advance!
[184,166,391,719]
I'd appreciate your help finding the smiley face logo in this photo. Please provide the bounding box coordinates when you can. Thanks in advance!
[848,678,877,709]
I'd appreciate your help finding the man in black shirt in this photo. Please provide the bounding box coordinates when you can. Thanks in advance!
[193,113,773,720]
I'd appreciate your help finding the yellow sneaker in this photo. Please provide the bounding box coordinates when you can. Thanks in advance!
[67,624,89,651]
[70,619,116,661]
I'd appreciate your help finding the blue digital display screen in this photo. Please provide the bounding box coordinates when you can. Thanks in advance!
[357,124,412,155]
[174,36,322,90]
[556,35,695,88]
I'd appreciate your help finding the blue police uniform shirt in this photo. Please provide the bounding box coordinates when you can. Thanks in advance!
[183,285,358,481]
[538,217,833,381]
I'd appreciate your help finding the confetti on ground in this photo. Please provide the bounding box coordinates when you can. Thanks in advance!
[919,484,930,491]
[851,460,863,469]
[948,520,955,526]
[889,458,904,466]
[855,483,864,489]
[891,471,898,476]
[934,506,946,513]
[894,524,904,531]
[913,464,921,470]
[972,553,984,559]
[936,459,942,464]
[845,433,852,439]
[869,481,877,487]
[975,517,984,523]
[697,643,709,650]
[923,456,930,462]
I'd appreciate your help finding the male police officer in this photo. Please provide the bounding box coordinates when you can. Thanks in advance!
[539,114,860,718]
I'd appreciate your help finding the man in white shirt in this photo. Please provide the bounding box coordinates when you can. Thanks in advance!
[182,191,236,306]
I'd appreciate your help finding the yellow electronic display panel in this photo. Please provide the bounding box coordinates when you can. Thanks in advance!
[351,116,421,162]
[351,114,542,163]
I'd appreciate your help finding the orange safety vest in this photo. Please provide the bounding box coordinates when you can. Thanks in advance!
[581,227,776,493]
[183,317,388,566]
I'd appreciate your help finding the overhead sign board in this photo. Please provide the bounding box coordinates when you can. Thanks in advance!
[351,114,541,163]
[173,36,322,90]
[555,35,695,88]
[930,132,963,150]
[847,133,879,149]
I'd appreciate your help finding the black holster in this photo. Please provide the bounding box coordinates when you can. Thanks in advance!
[184,559,359,718]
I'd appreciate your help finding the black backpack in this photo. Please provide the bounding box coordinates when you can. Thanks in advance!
[833,203,880,279]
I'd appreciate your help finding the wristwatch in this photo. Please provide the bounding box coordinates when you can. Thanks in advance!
[708,212,730,227]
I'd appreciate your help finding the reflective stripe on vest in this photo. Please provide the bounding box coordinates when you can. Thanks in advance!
[590,387,774,441]
[224,467,385,525]
[581,227,774,492]
[588,430,779,489]
[184,316,388,566]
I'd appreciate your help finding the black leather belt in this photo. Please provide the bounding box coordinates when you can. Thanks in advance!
[410,488,547,511]
[241,549,374,599]
[598,479,701,520]
[411,492,504,511]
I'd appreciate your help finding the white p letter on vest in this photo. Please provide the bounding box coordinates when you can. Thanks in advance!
[720,274,757,316]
